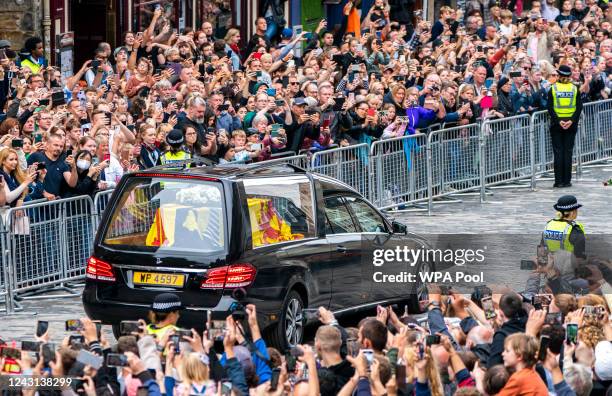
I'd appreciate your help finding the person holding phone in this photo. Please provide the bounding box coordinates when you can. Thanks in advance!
[26,131,78,200]
[63,150,102,199]
[0,148,38,208]
[496,333,548,395]
[94,135,122,189]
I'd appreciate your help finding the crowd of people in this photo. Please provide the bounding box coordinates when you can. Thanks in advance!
[0,0,610,206]
[0,0,611,394]
[1,280,612,395]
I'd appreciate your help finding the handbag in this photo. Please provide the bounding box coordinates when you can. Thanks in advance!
[0,206,31,235]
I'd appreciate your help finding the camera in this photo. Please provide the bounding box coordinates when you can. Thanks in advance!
[230,288,247,321]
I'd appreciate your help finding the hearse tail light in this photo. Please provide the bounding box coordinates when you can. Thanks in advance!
[200,263,256,289]
[86,256,116,282]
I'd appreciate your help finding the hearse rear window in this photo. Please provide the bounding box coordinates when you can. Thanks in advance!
[243,176,315,247]
[102,178,225,253]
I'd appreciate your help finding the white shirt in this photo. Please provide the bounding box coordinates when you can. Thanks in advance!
[102,154,124,189]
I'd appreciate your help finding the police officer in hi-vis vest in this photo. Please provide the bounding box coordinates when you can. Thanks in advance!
[546,65,583,188]
[146,292,181,339]
[542,195,585,260]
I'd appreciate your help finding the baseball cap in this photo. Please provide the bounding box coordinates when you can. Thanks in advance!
[281,28,293,39]
[113,46,128,58]
[0,40,11,49]
[293,97,307,106]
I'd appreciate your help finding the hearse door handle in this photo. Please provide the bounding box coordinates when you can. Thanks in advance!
[336,245,347,253]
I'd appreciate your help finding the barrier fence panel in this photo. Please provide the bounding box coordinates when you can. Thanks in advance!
[370,134,428,209]
[93,189,116,230]
[63,196,96,281]
[598,100,612,161]
[531,111,553,176]
[427,124,482,212]
[578,101,601,166]
[5,199,68,294]
[481,115,532,187]
[0,215,11,312]
[311,144,370,197]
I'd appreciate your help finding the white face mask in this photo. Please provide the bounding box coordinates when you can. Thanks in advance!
[77,160,91,170]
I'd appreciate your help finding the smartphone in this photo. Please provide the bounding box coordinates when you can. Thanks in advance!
[362,349,374,367]
[396,364,406,391]
[1,347,21,359]
[509,71,522,78]
[545,312,563,326]
[170,335,180,354]
[331,97,346,111]
[38,99,50,106]
[566,323,578,344]
[270,367,281,391]
[51,90,65,106]
[290,346,304,357]
[218,104,229,112]
[256,71,262,78]
[348,92,355,102]
[321,118,331,129]
[106,353,129,367]
[175,329,192,341]
[66,148,73,157]
[103,153,111,162]
[417,343,425,360]
[66,319,84,332]
[425,334,441,346]
[520,259,536,270]
[305,108,317,116]
[104,112,113,125]
[281,76,289,87]
[537,335,550,362]
[120,321,141,336]
[485,78,494,90]
[11,139,23,148]
[302,308,320,321]
[366,108,376,117]
[482,296,497,320]
[348,72,355,83]
[267,88,277,96]
[275,99,285,107]
[91,59,101,70]
[347,338,360,358]
[36,162,46,171]
[69,335,85,346]
[42,343,56,366]
[21,341,41,352]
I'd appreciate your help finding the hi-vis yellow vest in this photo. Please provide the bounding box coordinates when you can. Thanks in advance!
[542,219,585,253]
[160,150,190,166]
[146,323,178,338]
[21,58,43,74]
[551,82,577,119]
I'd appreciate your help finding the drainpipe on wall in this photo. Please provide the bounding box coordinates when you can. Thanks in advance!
[42,0,52,60]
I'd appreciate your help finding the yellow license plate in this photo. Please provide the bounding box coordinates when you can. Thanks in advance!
[133,272,185,287]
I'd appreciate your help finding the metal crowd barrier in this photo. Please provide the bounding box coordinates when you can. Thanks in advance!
[370,134,428,209]
[1,99,612,314]
[481,115,533,188]
[427,124,482,213]
[311,144,370,198]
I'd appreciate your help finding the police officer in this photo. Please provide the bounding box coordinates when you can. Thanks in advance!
[547,65,583,188]
[146,292,181,339]
[542,195,585,260]
[160,129,191,166]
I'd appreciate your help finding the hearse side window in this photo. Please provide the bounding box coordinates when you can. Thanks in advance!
[243,176,315,247]
[345,197,387,233]
[324,196,358,234]
[102,178,225,253]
